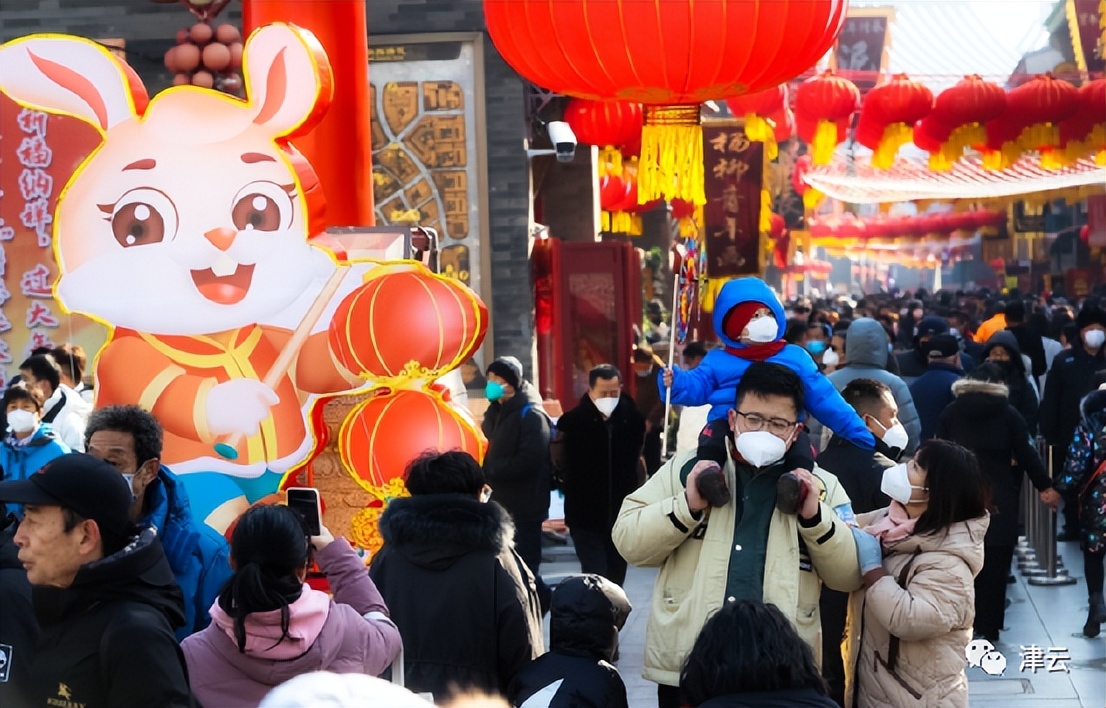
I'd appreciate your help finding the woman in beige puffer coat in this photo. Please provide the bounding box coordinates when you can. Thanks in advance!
[844,439,990,708]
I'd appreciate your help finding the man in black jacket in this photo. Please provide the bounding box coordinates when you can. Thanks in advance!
[0,453,197,708]
[481,355,552,611]
[1041,306,1106,538]
[0,514,36,706]
[552,365,645,586]
[1004,300,1047,389]
[815,378,897,707]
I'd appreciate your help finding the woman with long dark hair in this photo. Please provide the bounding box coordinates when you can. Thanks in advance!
[182,505,401,707]
[846,440,991,707]
[679,600,836,707]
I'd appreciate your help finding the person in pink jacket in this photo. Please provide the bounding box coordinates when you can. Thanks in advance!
[182,504,402,707]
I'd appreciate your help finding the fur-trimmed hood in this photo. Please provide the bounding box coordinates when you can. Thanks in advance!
[378,494,515,571]
[951,378,1009,399]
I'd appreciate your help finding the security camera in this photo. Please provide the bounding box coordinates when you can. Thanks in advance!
[547,121,577,163]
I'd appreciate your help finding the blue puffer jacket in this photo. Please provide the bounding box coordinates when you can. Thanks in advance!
[140,465,232,641]
[0,425,70,514]
[661,278,874,449]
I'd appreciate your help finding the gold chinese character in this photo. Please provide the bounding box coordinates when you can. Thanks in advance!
[709,132,730,153]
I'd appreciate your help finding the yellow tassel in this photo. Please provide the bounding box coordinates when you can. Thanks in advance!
[610,211,635,234]
[598,146,623,179]
[872,123,913,169]
[700,277,736,314]
[803,188,825,211]
[639,104,705,206]
[929,149,955,172]
[744,114,779,161]
[759,190,773,234]
[1096,149,1106,166]
[1019,123,1060,151]
[629,214,643,237]
[601,210,612,232]
[812,120,838,165]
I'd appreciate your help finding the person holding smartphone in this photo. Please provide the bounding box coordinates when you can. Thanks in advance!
[182,504,402,708]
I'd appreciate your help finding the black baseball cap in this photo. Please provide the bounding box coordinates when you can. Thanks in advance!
[926,334,960,359]
[0,453,132,541]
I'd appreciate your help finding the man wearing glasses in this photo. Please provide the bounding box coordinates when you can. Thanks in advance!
[612,362,863,708]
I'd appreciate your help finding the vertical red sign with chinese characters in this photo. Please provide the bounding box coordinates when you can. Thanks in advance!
[1069,0,1105,74]
[0,91,105,387]
[702,126,763,279]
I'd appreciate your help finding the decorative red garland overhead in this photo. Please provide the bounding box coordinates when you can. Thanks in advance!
[856,74,934,168]
[808,209,1006,241]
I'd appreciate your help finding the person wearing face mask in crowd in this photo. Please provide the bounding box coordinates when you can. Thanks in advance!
[552,365,645,586]
[84,405,231,640]
[1041,306,1106,541]
[0,382,70,509]
[936,364,1059,642]
[821,321,850,375]
[815,379,900,706]
[981,331,1039,435]
[615,362,863,708]
[908,334,965,442]
[845,440,990,707]
[632,348,666,476]
[481,356,553,614]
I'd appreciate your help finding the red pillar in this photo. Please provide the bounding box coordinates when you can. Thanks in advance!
[242,1,374,227]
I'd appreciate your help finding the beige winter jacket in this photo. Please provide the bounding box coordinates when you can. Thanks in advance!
[612,450,863,687]
[844,509,989,708]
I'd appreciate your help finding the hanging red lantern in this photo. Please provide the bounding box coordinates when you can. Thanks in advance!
[794,71,860,165]
[603,159,643,235]
[925,75,1007,169]
[328,264,488,382]
[857,74,934,168]
[768,213,787,240]
[1057,79,1106,165]
[563,98,643,175]
[1005,74,1079,152]
[599,173,630,212]
[726,85,788,158]
[982,111,1026,170]
[485,0,847,205]
[768,106,796,142]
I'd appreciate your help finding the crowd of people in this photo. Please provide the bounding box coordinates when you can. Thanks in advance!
[1,283,1105,707]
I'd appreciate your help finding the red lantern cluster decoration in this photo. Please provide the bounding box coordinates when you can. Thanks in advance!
[328,264,488,382]
[726,85,794,159]
[856,74,934,168]
[1051,79,1106,167]
[794,71,860,165]
[164,22,243,93]
[563,98,643,176]
[913,75,1007,170]
[485,0,847,205]
[983,74,1081,170]
[808,209,1006,241]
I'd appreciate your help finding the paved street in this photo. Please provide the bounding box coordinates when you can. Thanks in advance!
[541,535,1105,707]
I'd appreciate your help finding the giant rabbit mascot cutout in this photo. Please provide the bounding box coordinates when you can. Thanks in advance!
[0,25,410,532]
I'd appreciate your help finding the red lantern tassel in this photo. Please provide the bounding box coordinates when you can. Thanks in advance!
[872,122,914,169]
[639,105,706,206]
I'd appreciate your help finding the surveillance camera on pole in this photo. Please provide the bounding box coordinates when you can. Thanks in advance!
[525,121,578,163]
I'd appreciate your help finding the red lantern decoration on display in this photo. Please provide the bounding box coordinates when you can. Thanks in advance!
[563,98,643,175]
[1056,79,1106,165]
[857,74,934,168]
[328,264,488,382]
[726,85,788,158]
[923,75,1007,169]
[794,71,861,165]
[484,0,847,205]
[1006,74,1079,152]
[602,160,644,235]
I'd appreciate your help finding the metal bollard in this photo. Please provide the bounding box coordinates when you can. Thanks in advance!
[1015,467,1034,562]
[1028,443,1076,586]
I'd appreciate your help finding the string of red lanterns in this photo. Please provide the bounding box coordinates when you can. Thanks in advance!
[808,209,1007,240]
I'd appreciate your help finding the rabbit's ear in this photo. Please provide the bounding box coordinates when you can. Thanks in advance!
[0,35,145,132]
[243,24,333,139]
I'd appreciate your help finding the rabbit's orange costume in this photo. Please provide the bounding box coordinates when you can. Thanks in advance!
[96,326,353,473]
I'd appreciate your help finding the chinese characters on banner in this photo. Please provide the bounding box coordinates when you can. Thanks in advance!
[702,126,763,279]
[1068,0,1105,74]
[833,10,892,93]
[0,91,106,387]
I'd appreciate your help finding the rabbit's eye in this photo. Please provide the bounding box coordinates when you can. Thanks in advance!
[112,202,166,247]
[233,193,282,232]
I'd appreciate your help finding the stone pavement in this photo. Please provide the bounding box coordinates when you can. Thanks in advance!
[540,535,1105,707]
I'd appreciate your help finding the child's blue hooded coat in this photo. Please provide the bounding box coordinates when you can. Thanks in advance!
[661,278,875,449]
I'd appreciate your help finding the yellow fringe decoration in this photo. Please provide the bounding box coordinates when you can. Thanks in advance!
[930,123,988,170]
[759,190,772,234]
[1019,122,1060,151]
[803,188,825,211]
[872,123,913,169]
[598,146,623,179]
[639,104,705,206]
[743,114,779,160]
[678,205,704,238]
[982,141,1022,171]
[1097,149,1106,166]
[812,120,838,165]
[700,277,735,314]
[928,150,955,172]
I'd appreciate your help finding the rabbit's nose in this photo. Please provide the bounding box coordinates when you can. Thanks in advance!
[204,227,238,251]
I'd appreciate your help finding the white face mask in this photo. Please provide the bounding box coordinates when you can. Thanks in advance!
[870,416,909,452]
[880,463,928,505]
[594,397,619,418]
[745,316,778,343]
[734,430,788,468]
[121,473,138,501]
[6,409,38,435]
[1084,329,1106,349]
[822,347,840,367]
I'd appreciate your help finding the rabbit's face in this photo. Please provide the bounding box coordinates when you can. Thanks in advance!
[54,105,330,335]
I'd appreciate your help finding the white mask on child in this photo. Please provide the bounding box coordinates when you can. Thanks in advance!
[745,316,778,343]
[6,409,37,434]
[822,348,840,367]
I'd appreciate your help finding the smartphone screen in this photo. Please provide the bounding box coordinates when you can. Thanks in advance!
[286,487,322,536]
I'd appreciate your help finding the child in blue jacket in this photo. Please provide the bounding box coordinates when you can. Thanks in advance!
[662,278,875,489]
[1,382,71,513]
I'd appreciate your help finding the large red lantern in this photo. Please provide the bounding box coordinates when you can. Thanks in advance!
[563,98,643,175]
[328,264,488,382]
[857,74,934,168]
[794,71,860,164]
[726,85,789,157]
[1056,79,1106,165]
[1005,74,1079,152]
[924,75,1007,169]
[485,0,847,205]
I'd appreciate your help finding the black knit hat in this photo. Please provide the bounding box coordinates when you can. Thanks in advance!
[1077,306,1106,331]
[486,356,523,390]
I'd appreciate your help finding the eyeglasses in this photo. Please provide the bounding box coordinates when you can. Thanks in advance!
[735,411,800,437]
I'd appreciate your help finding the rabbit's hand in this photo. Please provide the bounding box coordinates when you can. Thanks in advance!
[206,379,280,437]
